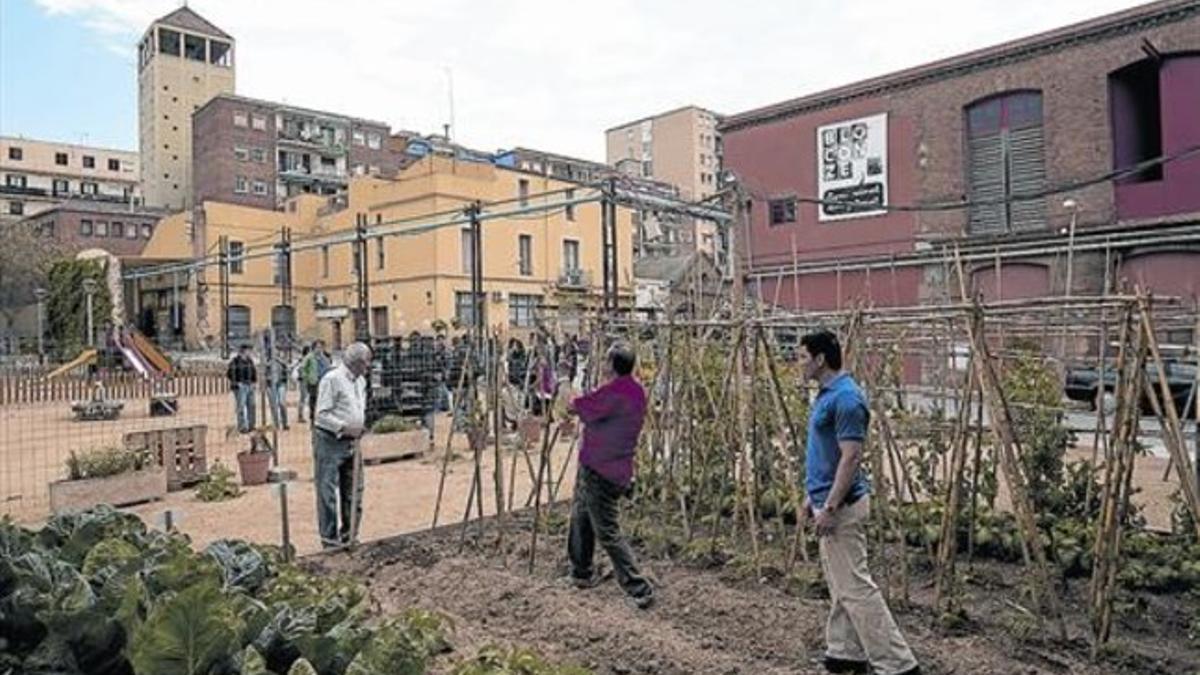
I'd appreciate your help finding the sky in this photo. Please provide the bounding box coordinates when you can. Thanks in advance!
[0,0,1146,160]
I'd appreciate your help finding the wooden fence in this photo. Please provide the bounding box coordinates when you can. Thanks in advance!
[0,372,229,405]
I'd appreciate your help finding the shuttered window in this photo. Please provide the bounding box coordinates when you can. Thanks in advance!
[966,92,1046,234]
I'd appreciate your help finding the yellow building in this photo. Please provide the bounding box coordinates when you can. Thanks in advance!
[135,155,634,349]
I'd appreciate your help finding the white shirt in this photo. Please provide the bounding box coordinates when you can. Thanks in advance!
[315,364,367,436]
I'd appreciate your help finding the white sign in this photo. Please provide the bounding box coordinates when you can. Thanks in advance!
[817,112,888,221]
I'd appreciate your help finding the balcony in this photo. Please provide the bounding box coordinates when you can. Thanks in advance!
[557,267,592,289]
[0,185,48,197]
[277,166,348,185]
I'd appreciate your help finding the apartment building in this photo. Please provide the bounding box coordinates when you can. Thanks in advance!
[139,155,634,348]
[192,94,398,210]
[137,6,236,210]
[0,136,140,225]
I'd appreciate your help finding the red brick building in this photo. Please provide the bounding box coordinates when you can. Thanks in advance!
[15,201,167,257]
[721,0,1200,319]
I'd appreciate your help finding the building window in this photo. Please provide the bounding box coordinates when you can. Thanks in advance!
[158,27,181,56]
[251,115,267,131]
[367,165,379,176]
[352,163,365,176]
[234,146,249,161]
[250,147,266,163]
[141,224,153,238]
[184,34,206,61]
[55,152,67,166]
[252,180,268,195]
[1109,59,1164,183]
[5,174,27,188]
[562,239,580,272]
[565,188,575,221]
[518,234,532,276]
[371,307,389,337]
[518,179,529,207]
[110,222,123,238]
[769,198,796,225]
[82,155,95,169]
[352,130,365,146]
[376,236,385,270]
[455,291,478,327]
[321,245,330,278]
[126,222,138,239]
[107,158,120,171]
[235,176,248,193]
[209,39,231,66]
[80,219,93,236]
[367,132,381,149]
[509,294,542,328]
[8,201,23,216]
[228,241,245,274]
[966,90,1046,234]
[53,179,69,195]
[233,111,248,127]
[642,160,652,177]
[461,229,475,274]
[7,147,22,161]
[227,305,251,343]
[94,221,108,237]
[272,249,286,285]
[81,182,98,195]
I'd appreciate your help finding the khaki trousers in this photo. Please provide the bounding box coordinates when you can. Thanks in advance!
[818,496,918,675]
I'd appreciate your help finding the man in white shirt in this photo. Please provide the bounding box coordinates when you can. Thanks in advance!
[313,342,371,548]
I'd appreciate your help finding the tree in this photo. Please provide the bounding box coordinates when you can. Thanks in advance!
[46,259,113,360]
[0,222,66,337]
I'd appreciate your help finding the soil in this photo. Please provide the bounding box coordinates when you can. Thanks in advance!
[316,508,1200,675]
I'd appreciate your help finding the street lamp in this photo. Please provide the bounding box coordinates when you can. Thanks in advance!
[82,278,98,348]
[32,287,48,363]
[1061,198,1080,296]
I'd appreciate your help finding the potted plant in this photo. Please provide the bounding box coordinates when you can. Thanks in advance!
[236,431,274,486]
[361,415,429,463]
[49,446,166,513]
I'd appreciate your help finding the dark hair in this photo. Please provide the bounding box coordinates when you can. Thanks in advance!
[609,343,636,376]
[800,330,842,370]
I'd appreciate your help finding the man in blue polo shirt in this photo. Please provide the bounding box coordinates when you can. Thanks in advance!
[801,330,919,675]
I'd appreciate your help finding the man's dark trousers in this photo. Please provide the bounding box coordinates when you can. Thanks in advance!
[568,466,652,599]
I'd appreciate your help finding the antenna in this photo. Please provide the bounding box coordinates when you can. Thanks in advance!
[444,66,455,141]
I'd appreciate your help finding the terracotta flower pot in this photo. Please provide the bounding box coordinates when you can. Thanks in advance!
[237,451,272,486]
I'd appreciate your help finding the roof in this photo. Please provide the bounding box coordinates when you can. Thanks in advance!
[14,200,170,220]
[153,6,232,40]
[722,0,1199,133]
[634,252,715,284]
[605,105,724,134]
[197,93,390,129]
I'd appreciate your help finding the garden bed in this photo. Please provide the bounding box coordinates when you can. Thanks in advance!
[315,507,1200,675]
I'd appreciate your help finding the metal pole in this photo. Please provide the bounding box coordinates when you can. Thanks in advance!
[219,235,230,359]
[34,288,47,363]
[278,481,292,562]
[355,213,370,342]
[469,202,484,353]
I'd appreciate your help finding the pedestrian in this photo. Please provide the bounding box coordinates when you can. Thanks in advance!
[302,339,332,423]
[292,345,311,423]
[799,329,920,675]
[312,341,372,549]
[226,344,257,433]
[266,343,290,430]
[564,342,655,609]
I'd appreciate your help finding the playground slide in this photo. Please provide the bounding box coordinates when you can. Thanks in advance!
[129,330,172,375]
[46,349,98,380]
[118,342,152,379]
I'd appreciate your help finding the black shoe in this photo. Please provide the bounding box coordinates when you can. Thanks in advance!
[570,571,604,589]
[626,593,655,610]
[893,667,921,675]
[823,656,869,674]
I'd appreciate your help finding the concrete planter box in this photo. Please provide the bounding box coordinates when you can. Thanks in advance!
[49,467,167,514]
[361,429,428,464]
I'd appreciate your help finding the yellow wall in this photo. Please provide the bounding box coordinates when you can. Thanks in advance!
[139,156,634,348]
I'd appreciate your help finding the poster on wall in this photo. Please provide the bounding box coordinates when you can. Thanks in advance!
[817,112,888,221]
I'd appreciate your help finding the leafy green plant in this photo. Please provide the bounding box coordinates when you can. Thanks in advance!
[452,645,592,675]
[195,462,243,502]
[370,415,423,434]
[65,446,150,481]
[128,581,244,675]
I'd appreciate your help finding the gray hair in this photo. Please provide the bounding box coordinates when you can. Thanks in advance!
[343,342,372,367]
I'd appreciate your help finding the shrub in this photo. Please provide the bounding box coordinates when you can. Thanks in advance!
[65,446,149,481]
[370,415,422,434]
[196,462,242,502]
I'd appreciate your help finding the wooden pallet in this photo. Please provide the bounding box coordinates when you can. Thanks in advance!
[360,430,429,466]
[362,449,426,466]
[125,425,208,491]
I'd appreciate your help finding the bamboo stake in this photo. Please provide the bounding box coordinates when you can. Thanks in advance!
[758,329,810,567]
[432,342,474,529]
[935,353,976,613]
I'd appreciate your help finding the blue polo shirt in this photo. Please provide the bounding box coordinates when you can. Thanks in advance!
[806,372,871,509]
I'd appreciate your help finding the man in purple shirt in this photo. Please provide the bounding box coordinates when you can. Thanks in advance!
[565,343,654,609]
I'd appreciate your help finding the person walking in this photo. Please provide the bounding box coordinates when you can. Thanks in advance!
[302,340,332,424]
[265,340,290,431]
[799,330,920,675]
[565,343,655,609]
[292,345,311,424]
[312,342,372,549]
[226,344,257,433]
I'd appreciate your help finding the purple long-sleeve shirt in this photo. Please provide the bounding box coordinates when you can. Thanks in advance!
[571,375,646,488]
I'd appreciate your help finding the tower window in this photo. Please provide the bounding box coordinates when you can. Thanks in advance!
[158,28,181,56]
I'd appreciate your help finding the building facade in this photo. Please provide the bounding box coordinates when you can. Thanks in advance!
[192,94,398,210]
[12,201,165,258]
[721,0,1200,331]
[0,136,139,224]
[605,106,724,256]
[137,7,235,210]
[135,155,634,349]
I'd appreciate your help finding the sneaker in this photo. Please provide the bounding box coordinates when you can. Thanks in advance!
[626,593,655,610]
[822,656,869,674]
[570,571,604,589]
